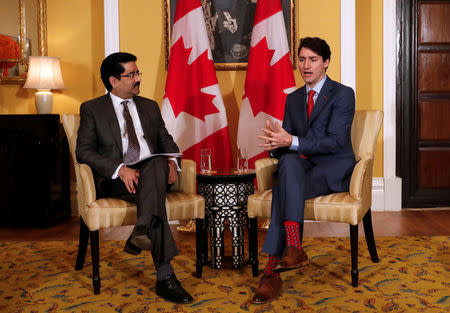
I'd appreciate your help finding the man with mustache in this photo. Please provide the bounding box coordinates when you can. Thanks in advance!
[76,52,193,304]
[253,37,356,304]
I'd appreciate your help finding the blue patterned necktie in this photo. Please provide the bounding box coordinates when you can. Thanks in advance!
[121,100,140,164]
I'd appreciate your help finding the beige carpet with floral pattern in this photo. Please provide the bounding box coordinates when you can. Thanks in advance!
[0,236,449,312]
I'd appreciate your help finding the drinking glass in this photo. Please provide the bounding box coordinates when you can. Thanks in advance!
[200,148,212,174]
[237,149,248,173]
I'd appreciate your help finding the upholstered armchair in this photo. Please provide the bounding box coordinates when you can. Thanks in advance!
[61,114,205,294]
[247,110,383,287]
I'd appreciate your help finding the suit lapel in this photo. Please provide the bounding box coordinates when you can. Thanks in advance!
[103,94,123,153]
[134,97,155,153]
[134,97,148,131]
[308,77,334,125]
[297,86,308,126]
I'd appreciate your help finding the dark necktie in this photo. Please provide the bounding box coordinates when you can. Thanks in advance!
[121,100,140,164]
[307,90,316,119]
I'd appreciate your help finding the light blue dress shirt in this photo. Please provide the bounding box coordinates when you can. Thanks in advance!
[290,75,328,151]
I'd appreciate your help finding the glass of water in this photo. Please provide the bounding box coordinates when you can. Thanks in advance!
[200,148,212,174]
[237,149,248,173]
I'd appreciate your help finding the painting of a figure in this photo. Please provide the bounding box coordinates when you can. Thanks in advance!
[167,0,294,69]
[201,0,256,63]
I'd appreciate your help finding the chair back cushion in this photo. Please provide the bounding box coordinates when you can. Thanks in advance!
[351,110,383,162]
[348,110,383,205]
[61,114,80,164]
[61,114,88,215]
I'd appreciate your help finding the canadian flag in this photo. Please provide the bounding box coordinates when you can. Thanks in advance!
[162,0,232,169]
[237,0,296,168]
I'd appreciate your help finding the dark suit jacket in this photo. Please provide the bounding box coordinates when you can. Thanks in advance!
[75,93,179,191]
[272,76,356,192]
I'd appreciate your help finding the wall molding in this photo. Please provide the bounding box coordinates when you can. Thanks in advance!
[104,0,119,57]
[383,0,402,211]
[341,0,356,91]
[372,178,385,211]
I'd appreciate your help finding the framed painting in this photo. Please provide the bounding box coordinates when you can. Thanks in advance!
[164,0,296,70]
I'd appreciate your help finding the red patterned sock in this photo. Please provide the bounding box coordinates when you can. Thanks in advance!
[284,220,301,248]
[263,255,280,277]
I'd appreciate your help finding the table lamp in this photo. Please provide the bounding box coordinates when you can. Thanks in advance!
[23,56,64,114]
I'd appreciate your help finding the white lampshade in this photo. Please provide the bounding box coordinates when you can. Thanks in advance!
[24,56,65,89]
[23,56,64,114]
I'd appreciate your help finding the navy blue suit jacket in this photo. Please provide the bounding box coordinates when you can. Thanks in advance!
[273,76,356,192]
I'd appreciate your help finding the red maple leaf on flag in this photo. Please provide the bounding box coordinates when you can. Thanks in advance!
[165,39,219,121]
[243,37,295,121]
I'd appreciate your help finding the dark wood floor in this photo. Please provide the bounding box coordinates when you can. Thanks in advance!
[0,210,449,242]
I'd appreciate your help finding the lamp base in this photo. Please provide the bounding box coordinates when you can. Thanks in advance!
[35,90,53,114]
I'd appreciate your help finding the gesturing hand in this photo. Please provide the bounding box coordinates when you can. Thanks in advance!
[168,159,178,184]
[258,120,293,150]
[223,12,238,33]
[118,165,140,194]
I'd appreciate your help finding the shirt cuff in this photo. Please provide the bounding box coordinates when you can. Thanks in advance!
[290,135,299,151]
[169,157,181,172]
[112,163,125,179]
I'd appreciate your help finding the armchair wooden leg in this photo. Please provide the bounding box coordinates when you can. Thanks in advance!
[75,217,89,270]
[249,217,259,277]
[350,224,359,287]
[362,209,380,263]
[89,230,101,295]
[202,219,209,265]
[194,218,203,278]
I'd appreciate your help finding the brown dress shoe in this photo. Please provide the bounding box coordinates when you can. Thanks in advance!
[252,274,282,304]
[273,246,310,273]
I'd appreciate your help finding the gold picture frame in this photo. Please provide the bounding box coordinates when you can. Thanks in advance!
[164,0,296,71]
[0,0,47,85]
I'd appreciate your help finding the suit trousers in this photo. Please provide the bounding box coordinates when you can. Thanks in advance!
[262,154,332,257]
[99,156,178,267]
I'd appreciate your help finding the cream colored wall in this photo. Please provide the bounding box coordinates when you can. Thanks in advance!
[0,0,105,114]
[0,0,383,177]
[356,0,383,176]
[47,0,105,114]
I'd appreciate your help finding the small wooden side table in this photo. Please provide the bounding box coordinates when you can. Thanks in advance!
[197,169,256,269]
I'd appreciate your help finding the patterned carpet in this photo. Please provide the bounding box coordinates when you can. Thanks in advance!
[0,236,449,312]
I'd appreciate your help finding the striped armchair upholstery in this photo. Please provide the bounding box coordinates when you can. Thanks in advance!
[247,110,383,287]
[62,114,205,294]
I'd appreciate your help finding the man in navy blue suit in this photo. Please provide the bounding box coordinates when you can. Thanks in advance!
[252,37,356,304]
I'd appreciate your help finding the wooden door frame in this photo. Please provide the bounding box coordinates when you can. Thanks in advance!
[396,0,450,207]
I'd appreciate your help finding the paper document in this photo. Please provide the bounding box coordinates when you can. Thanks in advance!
[150,152,182,158]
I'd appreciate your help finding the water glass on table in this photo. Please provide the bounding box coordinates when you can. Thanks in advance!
[237,149,248,173]
[201,148,212,174]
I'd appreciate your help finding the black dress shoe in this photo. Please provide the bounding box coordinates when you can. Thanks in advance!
[155,274,193,304]
[124,237,142,255]
[128,225,152,251]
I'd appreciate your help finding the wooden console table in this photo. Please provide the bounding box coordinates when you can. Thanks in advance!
[0,114,71,226]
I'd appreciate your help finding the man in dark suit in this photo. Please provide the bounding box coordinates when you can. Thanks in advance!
[76,52,193,304]
[252,37,356,304]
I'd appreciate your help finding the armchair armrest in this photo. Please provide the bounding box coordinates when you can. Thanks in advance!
[78,163,97,205]
[349,158,373,210]
[255,158,278,192]
[171,159,196,194]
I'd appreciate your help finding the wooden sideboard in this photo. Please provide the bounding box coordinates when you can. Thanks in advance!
[0,114,71,226]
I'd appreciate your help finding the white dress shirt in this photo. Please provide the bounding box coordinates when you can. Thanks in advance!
[109,93,179,178]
